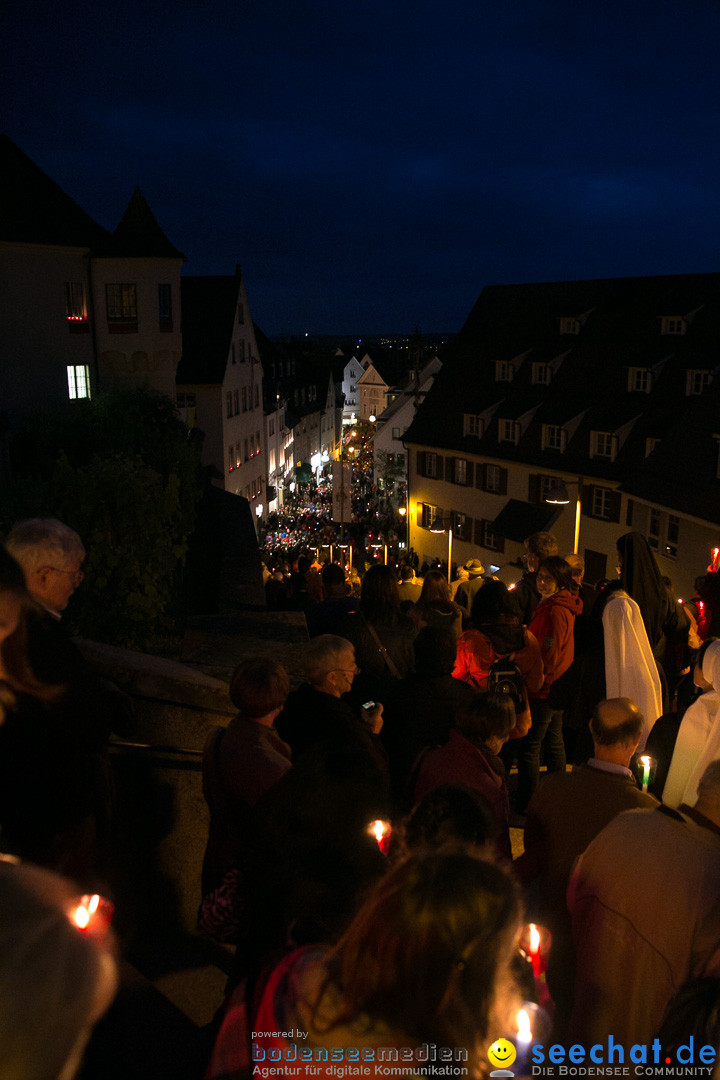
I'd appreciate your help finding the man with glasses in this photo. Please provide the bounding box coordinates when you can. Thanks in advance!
[6,518,85,617]
[276,634,388,787]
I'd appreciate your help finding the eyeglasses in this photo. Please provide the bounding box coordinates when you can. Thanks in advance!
[333,665,360,676]
[46,567,85,586]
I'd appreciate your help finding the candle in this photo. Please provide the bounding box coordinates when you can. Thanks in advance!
[640,755,652,793]
[516,1006,532,1050]
[70,893,114,935]
[367,819,392,855]
[519,922,551,979]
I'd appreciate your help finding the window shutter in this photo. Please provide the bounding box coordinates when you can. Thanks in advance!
[418,450,426,476]
[445,458,453,483]
[436,454,444,476]
[475,466,485,490]
[465,462,474,487]
[474,519,484,546]
[498,467,508,495]
[528,474,540,504]
[607,490,622,524]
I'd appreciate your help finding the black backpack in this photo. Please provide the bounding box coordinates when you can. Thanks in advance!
[486,655,525,712]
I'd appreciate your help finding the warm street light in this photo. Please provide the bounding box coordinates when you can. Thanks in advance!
[544,477,583,554]
[430,517,453,584]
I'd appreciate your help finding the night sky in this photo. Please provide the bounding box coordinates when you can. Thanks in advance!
[3,0,720,336]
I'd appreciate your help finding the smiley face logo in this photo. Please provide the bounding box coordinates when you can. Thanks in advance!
[487,1039,517,1069]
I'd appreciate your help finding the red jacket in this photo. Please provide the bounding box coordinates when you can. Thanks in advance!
[528,588,582,698]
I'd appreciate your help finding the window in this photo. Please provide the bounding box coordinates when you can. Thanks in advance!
[648,507,661,550]
[106,283,137,321]
[495,361,514,382]
[423,452,438,478]
[532,363,551,385]
[499,419,520,445]
[628,367,651,393]
[269,418,275,437]
[158,284,172,329]
[542,425,567,451]
[590,486,617,521]
[396,453,405,468]
[228,445,234,471]
[559,317,580,335]
[453,512,471,541]
[244,438,249,462]
[254,385,260,408]
[237,340,246,363]
[226,392,233,418]
[233,389,239,415]
[453,458,468,485]
[463,414,484,437]
[237,303,245,325]
[256,432,261,455]
[392,426,402,439]
[242,388,248,412]
[421,503,442,529]
[65,282,87,321]
[482,520,501,551]
[665,515,680,559]
[687,370,712,396]
[645,437,660,457]
[661,317,686,335]
[591,431,617,460]
[177,392,195,408]
[67,365,90,400]
[484,464,504,494]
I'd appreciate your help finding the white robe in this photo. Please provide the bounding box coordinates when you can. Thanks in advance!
[602,591,663,751]
[662,640,720,807]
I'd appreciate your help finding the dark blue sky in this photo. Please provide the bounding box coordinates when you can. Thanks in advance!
[3,0,720,335]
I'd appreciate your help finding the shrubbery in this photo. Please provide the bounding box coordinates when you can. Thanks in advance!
[1,387,201,649]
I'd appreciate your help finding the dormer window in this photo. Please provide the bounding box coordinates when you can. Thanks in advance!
[686,370,712,396]
[499,419,520,445]
[628,367,652,393]
[591,431,618,461]
[532,363,552,386]
[463,414,484,437]
[495,361,515,382]
[661,316,686,335]
[560,317,580,335]
[542,424,567,452]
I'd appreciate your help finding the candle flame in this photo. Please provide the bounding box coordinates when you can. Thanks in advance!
[517,1007,532,1043]
[73,904,90,930]
[529,923,540,953]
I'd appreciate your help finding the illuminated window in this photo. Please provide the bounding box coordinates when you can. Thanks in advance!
[423,452,438,478]
[592,487,614,519]
[65,282,87,321]
[421,503,442,529]
[67,365,90,400]
[453,459,468,485]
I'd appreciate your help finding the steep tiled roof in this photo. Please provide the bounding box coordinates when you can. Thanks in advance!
[405,273,720,524]
[0,134,109,248]
[177,275,241,384]
[94,187,185,259]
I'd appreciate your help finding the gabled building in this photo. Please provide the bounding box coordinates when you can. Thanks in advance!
[177,270,264,508]
[404,273,720,595]
[0,135,184,418]
[373,355,442,504]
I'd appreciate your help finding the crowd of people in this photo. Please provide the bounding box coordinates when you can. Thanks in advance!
[2,517,720,1079]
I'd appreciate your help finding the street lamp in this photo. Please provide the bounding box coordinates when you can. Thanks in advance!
[544,476,583,554]
[430,516,453,585]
